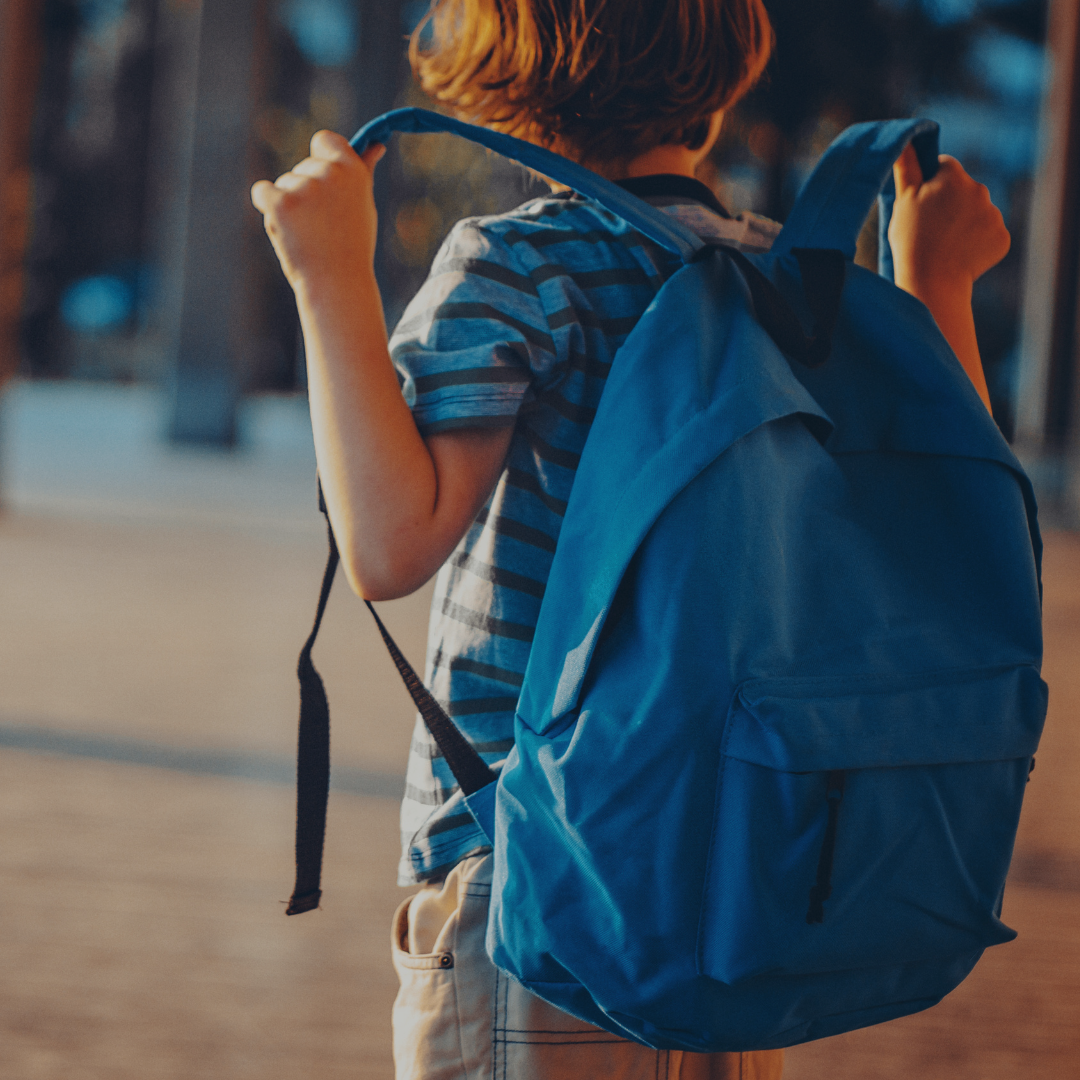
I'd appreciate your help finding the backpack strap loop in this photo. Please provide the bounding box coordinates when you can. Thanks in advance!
[350,107,706,263]
[772,119,940,281]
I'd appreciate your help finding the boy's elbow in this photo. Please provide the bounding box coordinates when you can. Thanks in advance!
[338,542,434,602]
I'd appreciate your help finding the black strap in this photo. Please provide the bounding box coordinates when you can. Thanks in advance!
[806,769,847,924]
[286,499,339,915]
[287,488,496,915]
[362,600,498,796]
[699,245,846,369]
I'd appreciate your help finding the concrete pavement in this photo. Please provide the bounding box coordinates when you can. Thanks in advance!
[0,381,1077,1078]
[0,381,428,1078]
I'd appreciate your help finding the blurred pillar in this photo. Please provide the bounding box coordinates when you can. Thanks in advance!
[0,0,42,389]
[1016,0,1080,517]
[352,1,410,312]
[153,0,260,446]
[351,2,408,131]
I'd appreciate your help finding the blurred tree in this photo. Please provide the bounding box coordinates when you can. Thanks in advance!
[21,0,157,381]
[154,0,260,445]
[732,0,896,220]
[0,0,43,389]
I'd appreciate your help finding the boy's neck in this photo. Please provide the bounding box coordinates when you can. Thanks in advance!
[548,144,705,190]
[621,143,702,181]
[547,112,724,188]
[571,112,723,183]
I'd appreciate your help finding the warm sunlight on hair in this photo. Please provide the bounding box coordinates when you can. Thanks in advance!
[409,0,773,168]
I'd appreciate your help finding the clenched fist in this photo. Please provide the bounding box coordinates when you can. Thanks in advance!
[889,144,1011,302]
[251,129,385,294]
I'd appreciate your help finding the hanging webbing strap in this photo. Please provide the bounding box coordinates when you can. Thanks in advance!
[362,599,499,796]
[285,489,339,915]
[286,489,496,915]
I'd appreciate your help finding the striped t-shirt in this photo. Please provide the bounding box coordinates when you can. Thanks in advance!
[389,176,779,884]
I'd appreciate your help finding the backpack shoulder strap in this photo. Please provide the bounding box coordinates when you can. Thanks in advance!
[350,107,706,263]
[771,119,940,280]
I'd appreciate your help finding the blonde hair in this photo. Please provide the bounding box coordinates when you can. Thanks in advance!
[410,0,773,168]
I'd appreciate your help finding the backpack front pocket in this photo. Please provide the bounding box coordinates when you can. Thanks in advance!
[698,664,1046,985]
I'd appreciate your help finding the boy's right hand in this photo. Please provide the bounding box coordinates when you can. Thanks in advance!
[250,129,511,601]
[251,130,385,293]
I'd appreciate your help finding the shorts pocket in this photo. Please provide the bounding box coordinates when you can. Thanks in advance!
[390,894,464,1080]
[698,664,1046,984]
[391,893,456,972]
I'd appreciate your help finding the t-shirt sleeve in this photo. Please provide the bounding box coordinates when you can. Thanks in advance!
[388,219,555,435]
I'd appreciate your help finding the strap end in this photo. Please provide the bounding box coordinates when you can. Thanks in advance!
[285,889,322,916]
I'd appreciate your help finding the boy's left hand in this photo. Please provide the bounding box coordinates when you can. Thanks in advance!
[888,144,1011,302]
[888,144,1007,413]
[251,130,385,293]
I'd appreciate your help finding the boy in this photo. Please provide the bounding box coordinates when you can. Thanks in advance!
[251,2,1010,1076]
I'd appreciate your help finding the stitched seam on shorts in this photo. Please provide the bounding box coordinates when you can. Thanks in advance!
[501,1032,635,1041]
[498,1028,624,1037]
[394,954,452,970]
[451,878,469,1079]
[503,967,510,1080]
[492,966,500,1080]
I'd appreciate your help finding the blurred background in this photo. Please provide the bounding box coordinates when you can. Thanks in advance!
[0,0,1077,1076]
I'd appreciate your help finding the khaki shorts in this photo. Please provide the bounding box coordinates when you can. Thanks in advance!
[391,854,784,1080]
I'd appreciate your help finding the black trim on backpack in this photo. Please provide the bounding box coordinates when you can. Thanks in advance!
[699,245,846,370]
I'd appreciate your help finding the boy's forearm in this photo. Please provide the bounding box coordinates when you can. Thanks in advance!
[897,277,992,413]
[888,149,1004,416]
[252,132,513,599]
[295,271,442,598]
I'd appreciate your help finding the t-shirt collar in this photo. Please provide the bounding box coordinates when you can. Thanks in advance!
[614,174,731,219]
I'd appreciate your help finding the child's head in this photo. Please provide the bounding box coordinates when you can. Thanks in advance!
[410,0,773,174]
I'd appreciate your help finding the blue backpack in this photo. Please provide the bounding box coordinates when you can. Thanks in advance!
[289,109,1046,1053]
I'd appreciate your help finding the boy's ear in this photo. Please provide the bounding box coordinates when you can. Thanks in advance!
[702,111,726,154]
[688,111,726,173]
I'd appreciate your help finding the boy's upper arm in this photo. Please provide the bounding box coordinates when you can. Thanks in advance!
[426,423,515,545]
[388,218,548,571]
[389,218,554,437]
